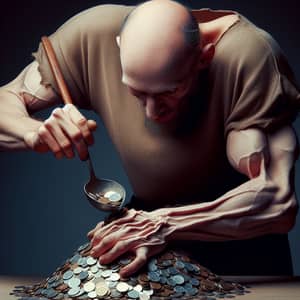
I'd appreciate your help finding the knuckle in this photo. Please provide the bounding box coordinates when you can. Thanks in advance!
[101,236,111,247]
[38,125,48,137]
[44,117,56,129]
[77,118,87,127]
[70,131,82,142]
[52,107,63,118]
[138,254,147,263]
[60,141,71,150]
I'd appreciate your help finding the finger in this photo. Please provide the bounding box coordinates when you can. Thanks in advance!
[24,131,51,153]
[87,221,104,239]
[94,209,137,235]
[98,239,134,265]
[37,125,65,159]
[44,116,74,158]
[119,247,148,278]
[91,223,130,246]
[64,104,95,146]
[91,231,125,257]
[87,119,97,131]
[52,108,89,160]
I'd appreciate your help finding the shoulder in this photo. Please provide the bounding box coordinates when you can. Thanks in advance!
[55,5,135,38]
[214,16,285,73]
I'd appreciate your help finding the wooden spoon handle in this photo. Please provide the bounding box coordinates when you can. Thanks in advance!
[41,36,73,105]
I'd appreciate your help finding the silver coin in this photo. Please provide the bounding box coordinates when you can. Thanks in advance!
[87,271,94,280]
[119,258,132,265]
[74,267,83,275]
[88,291,97,298]
[76,288,85,297]
[67,277,81,288]
[174,286,185,294]
[90,265,99,273]
[109,273,120,281]
[143,289,153,296]
[110,263,121,270]
[94,270,102,278]
[139,292,150,300]
[104,190,120,201]
[133,284,143,292]
[78,271,89,281]
[109,192,122,202]
[172,274,185,285]
[78,242,90,252]
[83,281,96,293]
[47,276,57,284]
[46,288,58,298]
[70,253,81,264]
[148,272,160,282]
[101,269,113,278]
[190,278,200,286]
[111,290,123,298]
[87,256,97,266]
[62,270,73,280]
[68,286,81,297]
[127,290,140,299]
[116,282,129,293]
[78,257,88,267]
[107,280,118,288]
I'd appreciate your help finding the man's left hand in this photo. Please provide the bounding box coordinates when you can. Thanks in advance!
[87,208,172,277]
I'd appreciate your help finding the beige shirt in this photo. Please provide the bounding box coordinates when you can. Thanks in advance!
[32,5,300,207]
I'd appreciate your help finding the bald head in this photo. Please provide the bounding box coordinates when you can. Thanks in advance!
[118,0,201,91]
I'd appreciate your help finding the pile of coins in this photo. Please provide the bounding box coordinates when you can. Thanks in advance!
[11,242,250,300]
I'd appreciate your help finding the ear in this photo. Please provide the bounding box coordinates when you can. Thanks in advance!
[116,36,120,47]
[197,43,215,70]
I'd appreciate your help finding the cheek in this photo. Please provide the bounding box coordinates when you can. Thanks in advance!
[165,97,184,110]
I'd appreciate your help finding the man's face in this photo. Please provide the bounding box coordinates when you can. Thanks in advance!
[122,60,199,124]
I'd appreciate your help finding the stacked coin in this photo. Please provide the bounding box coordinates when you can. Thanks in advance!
[11,242,250,300]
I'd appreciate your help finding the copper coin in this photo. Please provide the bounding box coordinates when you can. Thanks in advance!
[150,282,162,290]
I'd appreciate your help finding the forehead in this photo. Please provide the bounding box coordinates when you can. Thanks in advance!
[121,73,178,94]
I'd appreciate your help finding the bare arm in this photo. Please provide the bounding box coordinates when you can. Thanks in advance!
[0,61,96,159]
[163,125,299,241]
[88,125,299,276]
[0,61,60,150]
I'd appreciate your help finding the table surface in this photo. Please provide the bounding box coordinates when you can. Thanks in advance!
[1,276,300,300]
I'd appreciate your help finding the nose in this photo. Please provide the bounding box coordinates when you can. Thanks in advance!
[145,96,158,119]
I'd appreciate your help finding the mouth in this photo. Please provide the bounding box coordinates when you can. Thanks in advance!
[150,110,176,123]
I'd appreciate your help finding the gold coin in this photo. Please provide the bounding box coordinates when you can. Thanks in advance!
[96,285,109,297]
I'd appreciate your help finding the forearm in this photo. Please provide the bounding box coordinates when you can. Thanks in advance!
[155,176,297,242]
[0,89,42,150]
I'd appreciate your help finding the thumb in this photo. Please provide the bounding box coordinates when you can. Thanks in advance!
[87,120,97,131]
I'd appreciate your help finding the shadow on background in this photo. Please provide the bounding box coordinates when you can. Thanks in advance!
[0,0,299,276]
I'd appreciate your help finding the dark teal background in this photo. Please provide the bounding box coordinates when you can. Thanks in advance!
[0,0,299,276]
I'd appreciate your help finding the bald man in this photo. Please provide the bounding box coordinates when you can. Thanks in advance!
[1,0,300,276]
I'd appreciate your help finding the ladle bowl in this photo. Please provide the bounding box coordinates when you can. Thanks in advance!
[84,178,126,212]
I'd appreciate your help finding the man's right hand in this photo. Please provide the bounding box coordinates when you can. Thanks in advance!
[24,104,97,160]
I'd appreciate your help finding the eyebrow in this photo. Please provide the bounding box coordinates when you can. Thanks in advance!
[123,78,178,94]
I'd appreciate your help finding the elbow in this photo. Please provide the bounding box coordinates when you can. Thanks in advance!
[272,191,299,234]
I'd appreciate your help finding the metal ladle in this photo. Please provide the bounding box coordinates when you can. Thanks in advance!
[41,36,126,213]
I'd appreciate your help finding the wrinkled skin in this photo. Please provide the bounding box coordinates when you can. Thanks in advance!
[87,208,172,278]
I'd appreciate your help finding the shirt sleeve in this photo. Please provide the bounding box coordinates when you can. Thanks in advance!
[31,5,132,110]
[31,11,89,109]
[224,26,300,139]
